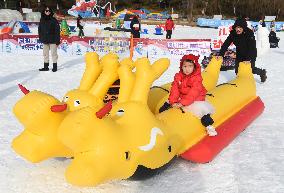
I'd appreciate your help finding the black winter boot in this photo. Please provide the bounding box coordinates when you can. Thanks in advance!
[52,63,57,72]
[260,69,267,83]
[201,114,214,127]
[39,63,49,71]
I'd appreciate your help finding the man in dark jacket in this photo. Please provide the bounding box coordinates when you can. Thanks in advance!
[269,27,280,48]
[38,6,60,72]
[219,18,267,82]
[130,15,141,38]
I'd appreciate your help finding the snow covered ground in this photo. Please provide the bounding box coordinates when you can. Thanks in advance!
[28,23,217,39]
[1,26,284,193]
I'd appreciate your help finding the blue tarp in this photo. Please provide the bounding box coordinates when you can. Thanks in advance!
[197,18,234,28]
[197,18,284,31]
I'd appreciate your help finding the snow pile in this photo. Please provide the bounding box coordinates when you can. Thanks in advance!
[25,12,41,22]
[0,9,23,22]
[256,24,270,56]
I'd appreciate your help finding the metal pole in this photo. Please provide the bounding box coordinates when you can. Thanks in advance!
[4,0,7,8]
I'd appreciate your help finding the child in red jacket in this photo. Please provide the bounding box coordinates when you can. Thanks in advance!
[165,16,174,39]
[159,54,217,136]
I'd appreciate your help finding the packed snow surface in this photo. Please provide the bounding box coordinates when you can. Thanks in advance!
[0,26,284,193]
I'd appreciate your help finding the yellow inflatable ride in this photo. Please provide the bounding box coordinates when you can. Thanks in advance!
[12,52,264,187]
[12,52,219,163]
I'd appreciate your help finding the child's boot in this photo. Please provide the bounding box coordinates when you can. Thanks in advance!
[159,102,172,113]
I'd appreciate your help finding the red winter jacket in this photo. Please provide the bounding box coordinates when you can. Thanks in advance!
[169,55,207,106]
[165,19,174,31]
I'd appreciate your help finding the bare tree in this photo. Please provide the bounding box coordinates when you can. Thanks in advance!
[201,0,209,16]
[232,0,240,16]
[187,0,194,22]
[217,0,222,15]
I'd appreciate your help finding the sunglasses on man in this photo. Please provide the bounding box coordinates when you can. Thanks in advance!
[45,10,50,13]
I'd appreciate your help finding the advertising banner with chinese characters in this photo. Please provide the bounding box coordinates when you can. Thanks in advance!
[17,36,44,54]
[1,34,212,62]
[58,36,73,56]
[133,38,212,62]
[132,39,149,58]
[211,25,236,50]
[2,34,22,54]
[71,36,130,57]
[89,37,130,57]
[1,34,73,55]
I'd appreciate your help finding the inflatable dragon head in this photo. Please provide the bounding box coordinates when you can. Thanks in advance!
[57,57,183,186]
[12,52,132,162]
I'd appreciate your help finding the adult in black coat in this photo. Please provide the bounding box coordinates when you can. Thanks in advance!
[269,28,280,48]
[38,6,60,72]
[130,15,141,38]
[219,18,267,82]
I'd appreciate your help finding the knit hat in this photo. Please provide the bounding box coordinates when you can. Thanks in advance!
[232,18,247,29]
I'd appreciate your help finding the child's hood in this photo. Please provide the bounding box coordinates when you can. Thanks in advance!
[179,54,201,76]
